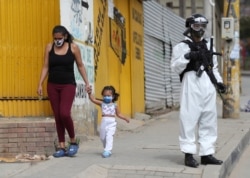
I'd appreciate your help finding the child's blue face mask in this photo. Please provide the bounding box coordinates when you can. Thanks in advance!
[103,96,112,103]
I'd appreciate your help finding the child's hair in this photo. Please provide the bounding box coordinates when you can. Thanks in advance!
[101,85,120,102]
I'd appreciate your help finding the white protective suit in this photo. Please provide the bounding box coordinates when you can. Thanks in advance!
[171,37,223,156]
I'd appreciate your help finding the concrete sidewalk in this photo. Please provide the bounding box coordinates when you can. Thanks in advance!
[1,100,250,178]
[1,76,250,178]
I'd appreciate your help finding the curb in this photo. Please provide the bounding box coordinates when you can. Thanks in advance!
[202,127,250,178]
[241,71,250,76]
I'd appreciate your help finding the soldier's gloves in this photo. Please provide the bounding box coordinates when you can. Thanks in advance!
[184,51,200,61]
[217,82,226,93]
[202,50,212,60]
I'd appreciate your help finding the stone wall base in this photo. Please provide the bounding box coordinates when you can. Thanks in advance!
[0,106,98,158]
[0,118,56,157]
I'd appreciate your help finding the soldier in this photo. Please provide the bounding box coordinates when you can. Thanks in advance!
[171,14,226,168]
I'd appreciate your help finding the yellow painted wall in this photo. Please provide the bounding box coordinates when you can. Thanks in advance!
[93,0,144,122]
[0,0,144,119]
[129,0,145,114]
[0,0,60,117]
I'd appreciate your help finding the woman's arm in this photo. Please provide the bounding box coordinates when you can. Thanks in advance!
[72,43,90,88]
[37,43,51,96]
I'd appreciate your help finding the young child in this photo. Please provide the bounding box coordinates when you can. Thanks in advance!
[87,85,130,158]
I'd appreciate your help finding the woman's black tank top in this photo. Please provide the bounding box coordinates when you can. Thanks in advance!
[48,43,76,85]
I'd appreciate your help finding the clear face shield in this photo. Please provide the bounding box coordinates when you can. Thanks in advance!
[190,19,207,38]
[190,23,207,32]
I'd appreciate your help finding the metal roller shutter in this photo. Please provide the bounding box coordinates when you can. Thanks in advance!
[143,1,185,113]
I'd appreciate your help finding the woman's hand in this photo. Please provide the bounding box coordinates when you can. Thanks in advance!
[37,85,43,97]
[85,84,92,93]
[86,85,92,94]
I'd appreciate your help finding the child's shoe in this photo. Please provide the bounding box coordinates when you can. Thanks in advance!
[102,151,111,158]
[67,143,79,157]
[53,148,67,158]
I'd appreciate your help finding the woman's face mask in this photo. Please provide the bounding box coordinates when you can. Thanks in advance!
[103,96,113,103]
[54,38,65,47]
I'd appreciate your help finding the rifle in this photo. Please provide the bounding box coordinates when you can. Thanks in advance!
[199,37,226,103]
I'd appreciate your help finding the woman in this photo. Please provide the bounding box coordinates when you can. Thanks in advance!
[37,25,90,157]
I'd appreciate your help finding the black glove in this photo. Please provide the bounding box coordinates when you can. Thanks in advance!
[217,82,226,93]
[200,49,212,61]
[184,51,200,61]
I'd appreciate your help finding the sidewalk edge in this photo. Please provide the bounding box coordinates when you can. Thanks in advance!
[202,128,250,178]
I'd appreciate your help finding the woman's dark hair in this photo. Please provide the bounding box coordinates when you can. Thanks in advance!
[101,85,120,102]
[52,25,74,43]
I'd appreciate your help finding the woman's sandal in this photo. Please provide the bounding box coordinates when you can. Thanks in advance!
[53,148,67,158]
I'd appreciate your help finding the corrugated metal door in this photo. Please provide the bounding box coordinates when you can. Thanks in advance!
[144,1,169,112]
[144,35,166,102]
[143,1,184,112]
[165,8,185,107]
[0,0,60,117]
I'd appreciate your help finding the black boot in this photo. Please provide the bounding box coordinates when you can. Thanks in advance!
[201,155,223,165]
[185,153,199,168]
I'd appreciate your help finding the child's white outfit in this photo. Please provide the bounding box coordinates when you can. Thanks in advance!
[100,102,117,155]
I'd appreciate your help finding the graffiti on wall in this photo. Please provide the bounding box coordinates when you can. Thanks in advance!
[59,0,94,105]
[110,7,126,64]
[70,0,93,44]
[74,43,94,105]
[94,0,107,80]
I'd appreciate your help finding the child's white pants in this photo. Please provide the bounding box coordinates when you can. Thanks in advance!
[100,117,117,152]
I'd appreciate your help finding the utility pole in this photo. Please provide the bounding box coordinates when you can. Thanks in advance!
[204,0,213,37]
[222,0,240,119]
[179,0,185,18]
[191,0,196,14]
